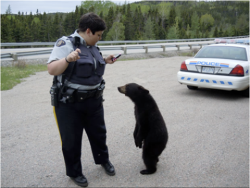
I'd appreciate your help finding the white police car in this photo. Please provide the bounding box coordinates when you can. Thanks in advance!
[177,43,249,97]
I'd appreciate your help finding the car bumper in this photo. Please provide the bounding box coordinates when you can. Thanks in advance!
[177,71,249,91]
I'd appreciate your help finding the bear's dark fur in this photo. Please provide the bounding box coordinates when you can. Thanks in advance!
[118,83,168,175]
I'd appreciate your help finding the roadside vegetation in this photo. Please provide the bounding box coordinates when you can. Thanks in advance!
[1,60,47,90]
[1,1,249,45]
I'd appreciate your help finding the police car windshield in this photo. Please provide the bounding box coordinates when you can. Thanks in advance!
[195,46,248,61]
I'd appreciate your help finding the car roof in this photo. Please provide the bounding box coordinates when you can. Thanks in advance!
[209,43,249,49]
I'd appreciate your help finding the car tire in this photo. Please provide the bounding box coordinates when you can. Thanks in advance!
[242,87,249,97]
[187,85,198,90]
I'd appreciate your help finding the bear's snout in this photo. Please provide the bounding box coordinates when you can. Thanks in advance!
[118,86,126,94]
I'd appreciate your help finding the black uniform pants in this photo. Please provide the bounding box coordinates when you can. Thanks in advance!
[54,96,109,177]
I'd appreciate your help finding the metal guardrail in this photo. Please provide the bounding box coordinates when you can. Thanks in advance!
[1,50,53,60]
[1,36,249,60]
[1,53,12,58]
[1,36,249,47]
[1,42,55,47]
[1,42,212,60]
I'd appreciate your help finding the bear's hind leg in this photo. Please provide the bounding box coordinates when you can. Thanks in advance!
[140,146,158,175]
[140,142,165,175]
[140,157,157,175]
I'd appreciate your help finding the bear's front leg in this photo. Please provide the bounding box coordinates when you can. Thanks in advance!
[134,123,142,148]
[133,123,139,141]
[135,137,143,148]
[135,133,143,148]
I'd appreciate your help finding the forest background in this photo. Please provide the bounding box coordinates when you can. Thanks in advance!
[1,0,249,44]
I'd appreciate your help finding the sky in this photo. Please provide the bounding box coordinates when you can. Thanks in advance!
[1,0,141,15]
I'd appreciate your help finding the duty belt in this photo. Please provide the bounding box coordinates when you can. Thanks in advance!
[60,80,105,103]
[76,89,101,102]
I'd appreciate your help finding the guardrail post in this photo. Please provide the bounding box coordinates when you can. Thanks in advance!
[143,46,148,53]
[188,45,192,50]
[161,45,166,52]
[11,53,18,61]
[199,44,202,49]
[176,45,180,51]
[122,47,127,55]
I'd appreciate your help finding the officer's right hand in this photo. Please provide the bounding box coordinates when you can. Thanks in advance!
[66,48,81,63]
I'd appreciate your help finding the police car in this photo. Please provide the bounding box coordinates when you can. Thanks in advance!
[177,43,249,97]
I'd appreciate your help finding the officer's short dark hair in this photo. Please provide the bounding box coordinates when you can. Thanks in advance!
[78,12,106,34]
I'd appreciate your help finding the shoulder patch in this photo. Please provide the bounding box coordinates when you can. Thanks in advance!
[56,39,66,47]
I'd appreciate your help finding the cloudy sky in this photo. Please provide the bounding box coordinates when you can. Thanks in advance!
[1,0,141,14]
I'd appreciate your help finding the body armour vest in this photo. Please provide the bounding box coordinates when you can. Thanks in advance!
[63,36,106,86]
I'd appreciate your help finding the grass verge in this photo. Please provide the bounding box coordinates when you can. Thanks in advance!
[1,62,47,91]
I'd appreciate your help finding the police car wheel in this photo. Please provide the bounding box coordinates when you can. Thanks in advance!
[241,87,249,98]
[187,85,198,90]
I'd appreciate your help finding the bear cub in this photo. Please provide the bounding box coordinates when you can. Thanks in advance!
[118,83,168,175]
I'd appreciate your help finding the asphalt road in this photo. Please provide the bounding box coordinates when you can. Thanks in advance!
[1,56,249,187]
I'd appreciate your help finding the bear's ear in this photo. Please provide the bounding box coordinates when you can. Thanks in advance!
[138,86,149,95]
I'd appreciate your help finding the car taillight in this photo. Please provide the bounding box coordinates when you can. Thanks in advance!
[180,61,188,71]
[230,64,244,76]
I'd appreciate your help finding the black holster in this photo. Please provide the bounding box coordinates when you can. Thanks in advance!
[95,80,105,99]
[59,87,75,103]
[50,76,59,107]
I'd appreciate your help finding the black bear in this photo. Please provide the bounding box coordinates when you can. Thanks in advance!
[118,83,168,175]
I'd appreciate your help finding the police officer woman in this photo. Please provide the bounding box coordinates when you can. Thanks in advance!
[47,13,117,187]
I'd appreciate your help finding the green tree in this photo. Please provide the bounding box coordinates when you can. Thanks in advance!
[124,4,134,40]
[81,0,115,15]
[205,30,209,38]
[200,13,214,32]
[169,6,176,27]
[106,6,115,31]
[224,30,229,37]
[154,19,166,40]
[186,24,191,38]
[12,19,23,42]
[23,23,33,42]
[106,22,125,41]
[218,27,223,37]
[213,26,218,37]
[5,5,12,14]
[63,12,76,35]
[31,22,39,41]
[167,26,178,39]
[157,2,172,28]
[179,28,187,39]
[174,17,180,38]
[133,6,144,40]
[191,11,199,37]
[1,15,13,42]
[227,25,235,37]
[235,14,249,36]
[143,17,155,40]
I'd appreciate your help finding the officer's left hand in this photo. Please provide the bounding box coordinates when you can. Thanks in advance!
[105,55,116,64]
